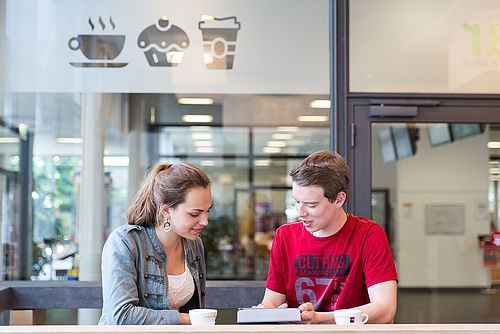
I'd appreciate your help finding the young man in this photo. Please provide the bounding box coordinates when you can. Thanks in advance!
[257,150,398,324]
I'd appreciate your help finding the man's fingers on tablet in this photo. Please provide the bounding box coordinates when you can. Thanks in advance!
[298,302,313,312]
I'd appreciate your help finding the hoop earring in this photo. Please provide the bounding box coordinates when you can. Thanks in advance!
[163,220,171,233]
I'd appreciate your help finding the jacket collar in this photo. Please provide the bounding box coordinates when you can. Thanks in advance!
[145,225,195,265]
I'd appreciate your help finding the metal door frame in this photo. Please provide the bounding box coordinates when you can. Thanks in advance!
[346,93,500,218]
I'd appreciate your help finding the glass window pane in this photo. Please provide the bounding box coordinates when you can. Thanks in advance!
[148,94,329,280]
[253,127,329,156]
[0,0,330,324]
[372,121,500,323]
[158,126,249,156]
[351,0,500,93]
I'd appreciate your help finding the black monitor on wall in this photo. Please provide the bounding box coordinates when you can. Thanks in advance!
[377,127,397,164]
[391,124,417,160]
[428,123,452,147]
[450,123,484,140]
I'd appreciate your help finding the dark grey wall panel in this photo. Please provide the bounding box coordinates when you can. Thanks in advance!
[0,281,266,310]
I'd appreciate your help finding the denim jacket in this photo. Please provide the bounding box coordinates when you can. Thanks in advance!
[99,224,206,325]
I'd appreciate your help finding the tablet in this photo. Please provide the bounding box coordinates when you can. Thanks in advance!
[237,308,301,324]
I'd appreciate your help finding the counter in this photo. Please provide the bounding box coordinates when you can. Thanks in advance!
[1,324,500,334]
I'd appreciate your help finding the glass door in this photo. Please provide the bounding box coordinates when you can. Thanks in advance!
[348,96,500,323]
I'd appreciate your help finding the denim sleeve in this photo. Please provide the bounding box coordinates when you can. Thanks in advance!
[100,231,181,325]
[198,238,206,308]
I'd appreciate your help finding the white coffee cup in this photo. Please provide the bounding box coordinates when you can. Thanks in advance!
[189,309,217,325]
[334,309,369,325]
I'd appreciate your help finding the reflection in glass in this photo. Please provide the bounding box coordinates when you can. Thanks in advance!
[451,123,483,141]
[154,129,325,280]
[391,124,416,160]
[377,127,396,164]
[428,123,452,147]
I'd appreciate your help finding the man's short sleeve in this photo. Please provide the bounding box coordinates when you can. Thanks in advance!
[363,224,398,288]
[265,227,287,294]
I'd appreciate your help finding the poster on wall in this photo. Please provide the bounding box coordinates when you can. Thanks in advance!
[0,0,329,94]
[424,204,465,235]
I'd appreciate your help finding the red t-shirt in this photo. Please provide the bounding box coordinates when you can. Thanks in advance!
[265,213,398,310]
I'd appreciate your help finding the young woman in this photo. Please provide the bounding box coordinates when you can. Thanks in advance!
[99,162,211,325]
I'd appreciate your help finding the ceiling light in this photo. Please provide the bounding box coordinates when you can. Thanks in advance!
[272,133,293,140]
[263,147,281,154]
[166,51,184,64]
[104,156,129,167]
[196,147,214,153]
[267,141,287,147]
[490,167,500,175]
[182,115,214,123]
[178,98,214,105]
[288,140,306,146]
[277,126,299,132]
[0,137,19,143]
[200,15,215,21]
[56,137,82,144]
[194,141,214,147]
[488,141,500,149]
[200,160,215,166]
[309,100,331,108]
[190,126,212,131]
[204,53,214,64]
[192,133,213,140]
[254,160,271,166]
[297,116,328,122]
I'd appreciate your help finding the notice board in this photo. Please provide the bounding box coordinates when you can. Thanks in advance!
[425,204,465,235]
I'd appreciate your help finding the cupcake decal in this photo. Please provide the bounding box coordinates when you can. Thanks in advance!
[137,17,189,67]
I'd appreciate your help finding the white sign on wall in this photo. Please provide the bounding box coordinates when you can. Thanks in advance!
[0,0,329,94]
[449,11,500,93]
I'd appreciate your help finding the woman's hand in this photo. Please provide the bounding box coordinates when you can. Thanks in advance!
[180,313,191,325]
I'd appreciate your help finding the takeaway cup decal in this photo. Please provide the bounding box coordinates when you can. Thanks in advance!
[198,16,241,69]
[137,17,190,67]
[68,17,127,68]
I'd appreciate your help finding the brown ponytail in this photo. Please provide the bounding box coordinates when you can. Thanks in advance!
[127,162,210,227]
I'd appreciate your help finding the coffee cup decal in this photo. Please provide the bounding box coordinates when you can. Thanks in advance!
[198,16,241,70]
[137,17,190,67]
[68,17,128,68]
[68,35,125,60]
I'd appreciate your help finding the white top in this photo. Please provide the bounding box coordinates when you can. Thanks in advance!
[168,260,195,310]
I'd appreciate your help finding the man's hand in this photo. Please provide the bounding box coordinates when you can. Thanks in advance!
[298,302,319,324]
[254,288,287,309]
[252,302,288,308]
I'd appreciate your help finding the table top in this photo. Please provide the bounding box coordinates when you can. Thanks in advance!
[2,324,500,334]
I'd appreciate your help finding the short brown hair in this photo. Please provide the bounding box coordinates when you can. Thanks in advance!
[127,162,211,227]
[290,150,350,203]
